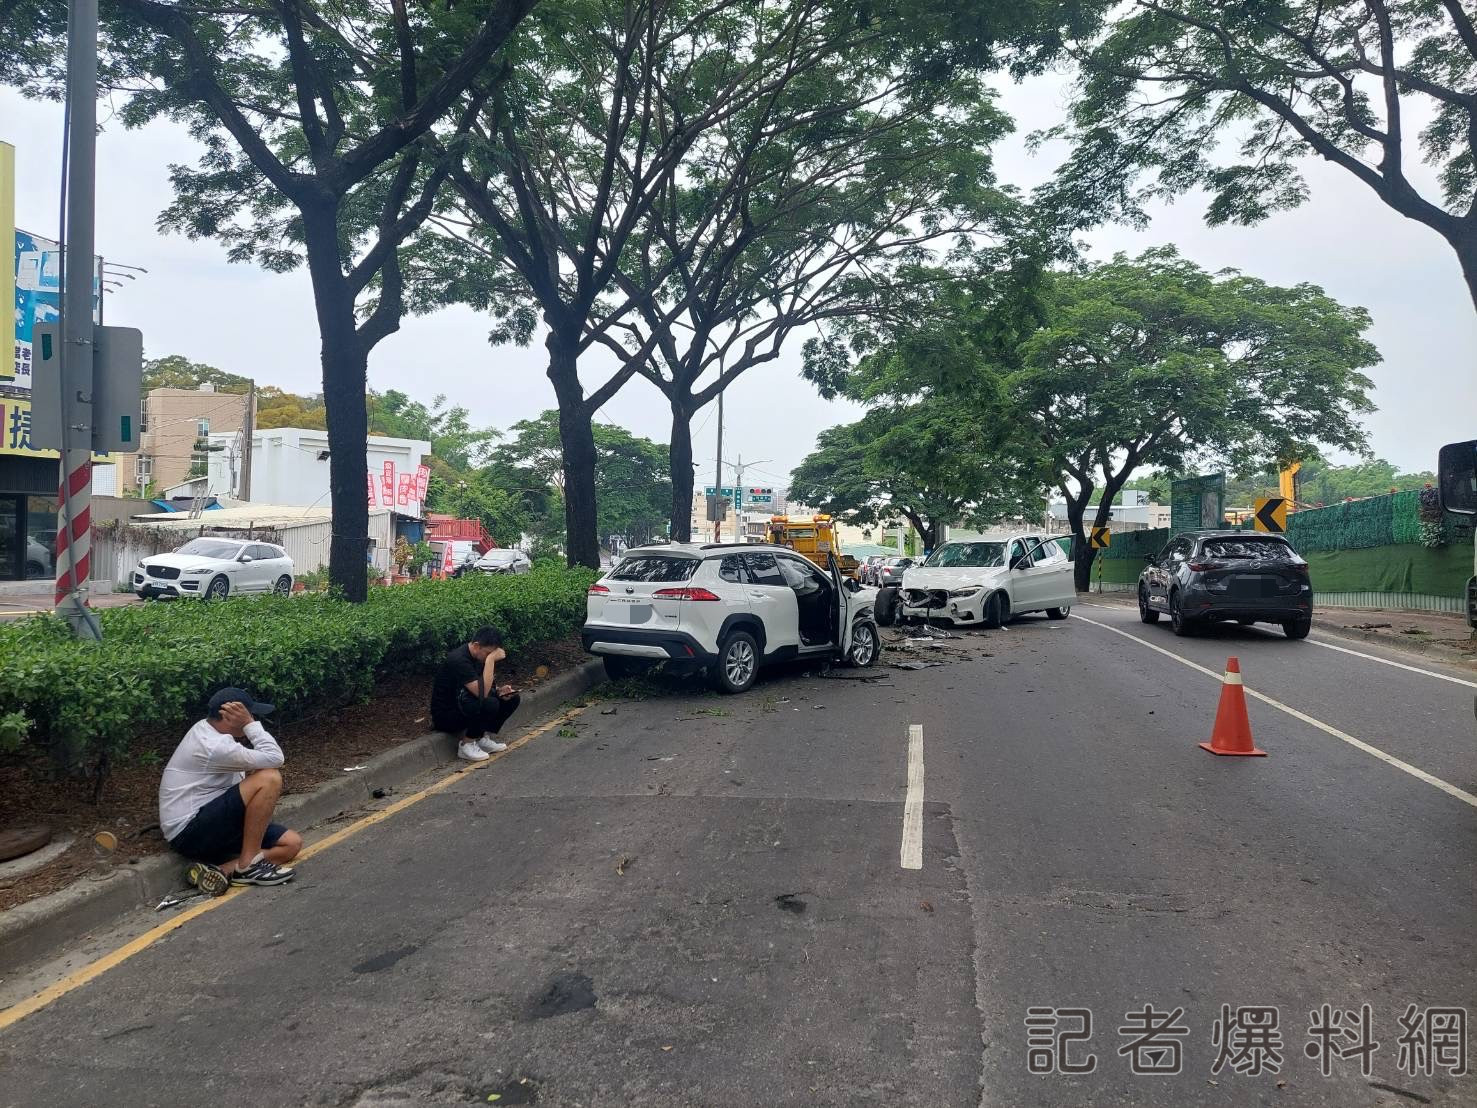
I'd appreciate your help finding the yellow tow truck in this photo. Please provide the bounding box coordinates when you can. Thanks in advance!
[765,514,862,579]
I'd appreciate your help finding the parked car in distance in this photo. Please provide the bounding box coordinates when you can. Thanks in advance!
[582,542,881,693]
[474,548,532,575]
[876,556,914,588]
[1138,530,1313,638]
[134,537,294,600]
[859,555,886,585]
[442,539,485,578]
[899,535,1074,627]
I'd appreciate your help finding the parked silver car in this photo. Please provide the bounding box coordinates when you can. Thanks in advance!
[474,548,533,575]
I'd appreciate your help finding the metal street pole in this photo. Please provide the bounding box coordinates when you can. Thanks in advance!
[725,454,770,544]
[55,0,100,639]
[711,390,723,542]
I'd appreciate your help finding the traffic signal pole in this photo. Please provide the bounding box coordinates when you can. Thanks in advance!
[55,0,101,639]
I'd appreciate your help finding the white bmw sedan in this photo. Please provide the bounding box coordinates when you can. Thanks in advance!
[134,537,295,600]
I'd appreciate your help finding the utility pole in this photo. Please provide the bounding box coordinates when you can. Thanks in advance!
[54,0,101,639]
[711,389,724,542]
[239,380,255,501]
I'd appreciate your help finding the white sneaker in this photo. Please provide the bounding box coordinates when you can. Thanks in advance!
[477,737,508,754]
[457,740,490,762]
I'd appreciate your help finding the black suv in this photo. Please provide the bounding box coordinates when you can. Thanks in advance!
[1138,530,1313,639]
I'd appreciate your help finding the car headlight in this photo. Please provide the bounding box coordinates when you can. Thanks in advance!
[948,587,981,598]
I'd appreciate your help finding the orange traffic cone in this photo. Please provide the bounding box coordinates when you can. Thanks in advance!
[1199,657,1266,757]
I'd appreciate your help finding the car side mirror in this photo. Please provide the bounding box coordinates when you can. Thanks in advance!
[239,555,253,563]
[1011,556,1031,570]
[844,577,860,593]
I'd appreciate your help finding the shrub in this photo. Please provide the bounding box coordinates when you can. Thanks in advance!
[0,564,596,771]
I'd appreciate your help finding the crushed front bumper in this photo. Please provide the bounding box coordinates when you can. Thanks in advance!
[900,587,986,626]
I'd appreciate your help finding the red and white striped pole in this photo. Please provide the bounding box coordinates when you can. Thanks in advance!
[54,0,101,639]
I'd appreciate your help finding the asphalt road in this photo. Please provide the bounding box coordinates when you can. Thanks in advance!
[2,602,1473,1107]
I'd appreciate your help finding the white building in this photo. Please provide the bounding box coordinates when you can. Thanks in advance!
[1047,489,1170,531]
[206,427,433,516]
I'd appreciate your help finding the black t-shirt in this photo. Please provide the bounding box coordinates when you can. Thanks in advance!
[430,644,482,721]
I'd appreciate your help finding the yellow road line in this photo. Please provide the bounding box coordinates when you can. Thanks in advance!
[0,706,584,1032]
[1072,614,1477,811]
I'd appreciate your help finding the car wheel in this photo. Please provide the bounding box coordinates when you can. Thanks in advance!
[25,560,45,578]
[1138,586,1160,624]
[1046,605,1071,620]
[713,631,759,694]
[874,587,899,627]
[846,620,879,667]
[982,591,1009,629]
[274,575,292,596]
[1169,590,1195,636]
[603,655,655,681]
[1283,616,1311,640]
[205,575,230,601]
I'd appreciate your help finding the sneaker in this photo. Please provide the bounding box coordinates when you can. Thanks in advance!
[229,859,295,886]
[477,736,508,754]
[186,861,230,897]
[458,740,490,762]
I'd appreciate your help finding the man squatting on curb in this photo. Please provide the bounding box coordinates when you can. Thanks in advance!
[431,625,522,763]
[158,687,302,896]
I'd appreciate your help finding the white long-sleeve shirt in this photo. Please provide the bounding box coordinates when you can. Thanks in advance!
[158,719,285,841]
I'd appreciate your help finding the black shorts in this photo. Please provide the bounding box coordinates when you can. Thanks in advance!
[169,784,288,866]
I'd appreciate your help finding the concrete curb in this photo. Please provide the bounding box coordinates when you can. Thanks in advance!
[1304,620,1477,669]
[0,659,606,975]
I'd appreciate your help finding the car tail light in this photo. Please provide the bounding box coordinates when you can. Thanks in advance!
[588,583,610,595]
[653,586,721,601]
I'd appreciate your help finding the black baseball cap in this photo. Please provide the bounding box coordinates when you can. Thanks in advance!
[208,687,275,718]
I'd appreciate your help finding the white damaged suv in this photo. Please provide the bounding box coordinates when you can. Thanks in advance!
[899,535,1074,628]
[582,543,881,693]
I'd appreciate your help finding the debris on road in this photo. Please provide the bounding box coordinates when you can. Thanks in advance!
[893,661,941,671]
[920,900,934,913]
[342,765,367,772]
[774,892,808,914]
[600,707,618,715]
[616,855,632,875]
[154,890,205,911]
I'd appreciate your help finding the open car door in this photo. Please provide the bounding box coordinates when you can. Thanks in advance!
[826,552,854,655]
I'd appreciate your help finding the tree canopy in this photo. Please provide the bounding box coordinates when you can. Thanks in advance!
[789,399,1050,551]
[1046,0,1477,310]
[806,246,1380,587]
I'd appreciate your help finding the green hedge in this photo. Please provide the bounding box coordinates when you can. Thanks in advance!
[0,564,596,768]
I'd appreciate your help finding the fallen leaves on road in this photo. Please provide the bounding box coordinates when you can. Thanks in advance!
[616,855,633,875]
[920,900,934,913]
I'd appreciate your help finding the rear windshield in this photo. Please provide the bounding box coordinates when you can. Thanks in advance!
[608,556,699,582]
[1201,538,1296,561]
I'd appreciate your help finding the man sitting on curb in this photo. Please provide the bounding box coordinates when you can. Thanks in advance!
[431,626,522,762]
[158,687,302,896]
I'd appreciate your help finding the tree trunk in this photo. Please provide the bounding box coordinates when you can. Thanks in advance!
[668,396,695,542]
[302,204,371,602]
[1067,495,1094,592]
[1451,227,1477,317]
[547,328,600,569]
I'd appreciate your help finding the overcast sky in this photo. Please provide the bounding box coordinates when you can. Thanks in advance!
[3,70,1473,490]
